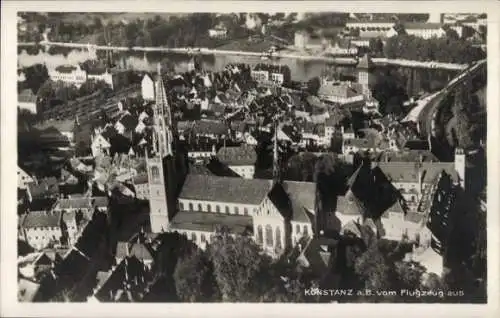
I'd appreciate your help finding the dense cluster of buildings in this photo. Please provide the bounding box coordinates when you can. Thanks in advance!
[17,22,476,300]
[294,13,486,52]
[48,62,131,90]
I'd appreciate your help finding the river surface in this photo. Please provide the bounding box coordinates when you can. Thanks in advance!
[17,48,345,81]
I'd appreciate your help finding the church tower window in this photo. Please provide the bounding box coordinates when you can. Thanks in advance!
[151,166,160,182]
[265,225,273,247]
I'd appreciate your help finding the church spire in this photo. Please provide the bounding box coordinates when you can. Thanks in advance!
[152,63,174,157]
[272,120,280,183]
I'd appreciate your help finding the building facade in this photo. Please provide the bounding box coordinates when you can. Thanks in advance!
[48,64,87,87]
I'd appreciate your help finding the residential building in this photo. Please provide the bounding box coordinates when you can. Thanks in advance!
[387,23,447,39]
[21,211,63,250]
[48,64,87,87]
[18,166,35,189]
[34,119,76,145]
[89,256,151,302]
[27,177,59,201]
[208,27,228,39]
[251,64,291,86]
[317,80,365,106]
[342,137,379,154]
[141,74,155,101]
[86,65,130,90]
[345,20,396,33]
[115,232,160,270]
[216,145,257,179]
[133,174,149,200]
[18,89,38,114]
[90,133,112,158]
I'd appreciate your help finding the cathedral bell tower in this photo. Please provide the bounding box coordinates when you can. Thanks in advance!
[147,63,177,233]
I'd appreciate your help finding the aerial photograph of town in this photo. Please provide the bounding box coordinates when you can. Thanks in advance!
[15,11,487,303]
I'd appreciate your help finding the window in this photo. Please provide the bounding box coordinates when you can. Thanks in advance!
[191,232,197,242]
[198,203,203,212]
[225,206,230,214]
[234,206,239,214]
[189,203,193,211]
[257,225,263,244]
[207,204,212,213]
[303,226,309,237]
[243,208,248,216]
[275,227,282,249]
[265,225,273,247]
[151,166,160,182]
[201,234,206,243]
[179,202,184,211]
[215,205,220,213]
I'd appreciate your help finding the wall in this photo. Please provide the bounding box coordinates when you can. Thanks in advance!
[228,165,255,179]
[25,226,63,250]
[178,198,258,216]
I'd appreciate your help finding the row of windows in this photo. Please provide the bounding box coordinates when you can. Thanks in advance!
[190,232,215,244]
[295,224,309,236]
[28,235,58,241]
[180,201,253,216]
[256,225,282,248]
[28,227,60,232]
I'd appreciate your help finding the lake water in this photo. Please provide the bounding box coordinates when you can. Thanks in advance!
[17,48,348,81]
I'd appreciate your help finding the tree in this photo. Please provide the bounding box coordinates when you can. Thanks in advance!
[394,260,426,291]
[207,232,270,301]
[174,248,220,302]
[306,77,321,95]
[354,241,393,293]
[285,152,318,182]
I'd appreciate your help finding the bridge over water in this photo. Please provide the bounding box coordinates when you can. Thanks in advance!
[19,40,469,71]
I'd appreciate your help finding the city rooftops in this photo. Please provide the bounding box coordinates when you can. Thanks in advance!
[404,22,443,30]
[54,198,92,210]
[132,173,148,185]
[18,89,37,104]
[318,82,364,99]
[373,162,458,184]
[179,174,273,205]
[216,145,257,166]
[34,119,76,133]
[253,63,291,75]
[22,211,62,229]
[54,65,80,73]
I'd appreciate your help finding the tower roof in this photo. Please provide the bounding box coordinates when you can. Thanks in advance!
[357,54,374,69]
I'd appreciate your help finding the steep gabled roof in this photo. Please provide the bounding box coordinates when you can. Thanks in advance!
[217,145,257,166]
[179,174,272,205]
[22,211,62,229]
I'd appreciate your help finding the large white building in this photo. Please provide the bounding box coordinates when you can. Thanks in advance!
[48,64,87,87]
[18,89,38,114]
[141,74,155,101]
